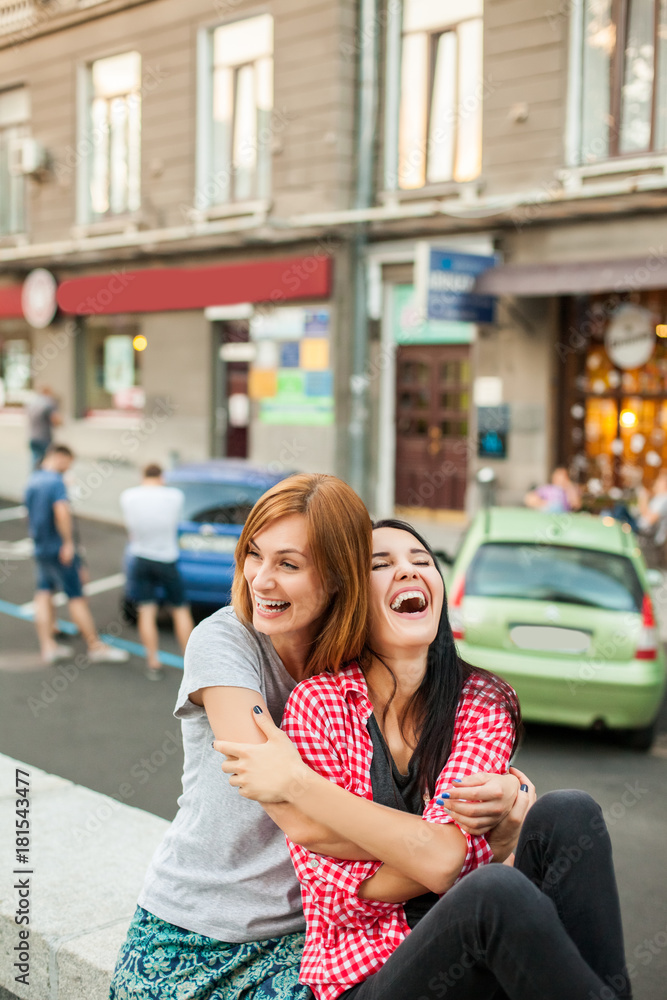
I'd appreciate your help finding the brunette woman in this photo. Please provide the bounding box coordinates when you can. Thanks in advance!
[216,520,631,1000]
[110,481,522,1000]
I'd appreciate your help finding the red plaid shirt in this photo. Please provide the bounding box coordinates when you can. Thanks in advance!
[281,662,516,1000]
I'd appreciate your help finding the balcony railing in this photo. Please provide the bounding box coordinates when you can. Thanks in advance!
[0,0,106,39]
[0,0,38,36]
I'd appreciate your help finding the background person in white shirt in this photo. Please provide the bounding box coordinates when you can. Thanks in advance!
[120,464,194,678]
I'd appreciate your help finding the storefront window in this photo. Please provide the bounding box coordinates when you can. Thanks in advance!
[0,337,32,406]
[559,291,667,492]
[80,322,145,414]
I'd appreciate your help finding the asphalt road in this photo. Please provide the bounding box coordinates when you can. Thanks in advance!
[1,501,666,1000]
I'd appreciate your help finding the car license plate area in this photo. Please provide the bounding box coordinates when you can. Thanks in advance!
[509,625,591,654]
[179,533,237,554]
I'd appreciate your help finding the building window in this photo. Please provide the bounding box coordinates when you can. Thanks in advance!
[85,51,141,219]
[397,0,483,190]
[579,0,667,162]
[0,87,29,234]
[198,14,273,206]
[79,322,145,414]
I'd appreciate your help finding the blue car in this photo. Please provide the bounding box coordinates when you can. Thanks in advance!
[122,460,290,619]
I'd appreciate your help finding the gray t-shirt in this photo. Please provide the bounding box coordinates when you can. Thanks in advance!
[26,394,57,444]
[138,605,305,942]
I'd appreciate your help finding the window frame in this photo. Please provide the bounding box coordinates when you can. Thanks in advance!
[567,0,667,167]
[384,0,484,194]
[76,50,142,226]
[195,11,274,216]
[0,85,30,237]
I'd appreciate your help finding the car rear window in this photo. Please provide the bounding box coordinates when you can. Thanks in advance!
[465,543,643,612]
[170,482,267,525]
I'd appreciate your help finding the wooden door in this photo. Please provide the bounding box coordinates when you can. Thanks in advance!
[395,344,470,510]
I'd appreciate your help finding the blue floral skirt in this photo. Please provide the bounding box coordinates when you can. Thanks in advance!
[109,906,312,1000]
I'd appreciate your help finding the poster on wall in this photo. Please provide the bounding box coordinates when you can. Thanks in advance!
[477,405,510,459]
[251,307,334,425]
[103,335,135,394]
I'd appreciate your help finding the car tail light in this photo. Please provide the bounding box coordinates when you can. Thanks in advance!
[636,593,657,660]
[449,576,465,640]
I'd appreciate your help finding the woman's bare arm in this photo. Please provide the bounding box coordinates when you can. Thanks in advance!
[193,685,375,859]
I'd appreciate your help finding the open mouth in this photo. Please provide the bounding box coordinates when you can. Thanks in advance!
[255,596,291,616]
[389,590,429,615]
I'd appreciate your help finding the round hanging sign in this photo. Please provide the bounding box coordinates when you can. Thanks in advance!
[604,304,655,370]
[21,268,58,329]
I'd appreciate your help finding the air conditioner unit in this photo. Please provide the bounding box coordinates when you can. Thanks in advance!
[8,137,48,178]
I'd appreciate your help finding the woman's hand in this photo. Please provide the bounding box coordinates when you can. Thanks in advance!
[213,708,311,804]
[435,770,521,836]
[484,766,537,863]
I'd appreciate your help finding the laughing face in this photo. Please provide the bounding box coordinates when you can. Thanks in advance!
[242,513,330,646]
[369,526,444,654]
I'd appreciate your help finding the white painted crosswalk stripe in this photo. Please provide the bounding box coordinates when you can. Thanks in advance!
[19,572,126,614]
[0,505,27,522]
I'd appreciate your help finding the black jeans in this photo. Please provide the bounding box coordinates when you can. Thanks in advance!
[341,790,631,1000]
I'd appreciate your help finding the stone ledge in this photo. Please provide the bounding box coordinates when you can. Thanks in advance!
[0,754,168,1000]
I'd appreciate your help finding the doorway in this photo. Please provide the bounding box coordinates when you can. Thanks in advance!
[212,320,251,458]
[395,344,471,510]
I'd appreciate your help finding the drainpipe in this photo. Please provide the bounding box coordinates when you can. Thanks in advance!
[348,0,379,503]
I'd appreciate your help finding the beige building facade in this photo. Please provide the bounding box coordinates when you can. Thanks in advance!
[1,0,667,518]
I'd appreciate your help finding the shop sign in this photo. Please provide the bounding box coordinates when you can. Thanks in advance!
[21,269,58,329]
[393,285,474,344]
[477,405,510,460]
[416,246,497,324]
[604,304,655,370]
[250,308,330,340]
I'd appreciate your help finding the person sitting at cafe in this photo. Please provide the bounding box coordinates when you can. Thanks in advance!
[524,467,581,514]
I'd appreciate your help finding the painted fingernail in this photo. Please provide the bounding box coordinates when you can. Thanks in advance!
[520,784,529,793]
[211,741,215,748]
[253,705,263,714]
[440,792,450,799]
[452,779,462,783]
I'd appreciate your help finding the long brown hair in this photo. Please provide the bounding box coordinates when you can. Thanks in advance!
[232,474,372,676]
[367,520,522,797]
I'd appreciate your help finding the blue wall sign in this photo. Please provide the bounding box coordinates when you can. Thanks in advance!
[422,249,497,324]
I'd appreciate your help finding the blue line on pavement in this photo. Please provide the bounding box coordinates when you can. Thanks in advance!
[0,598,184,669]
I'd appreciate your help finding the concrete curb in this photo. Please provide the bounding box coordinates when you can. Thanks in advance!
[0,754,168,1000]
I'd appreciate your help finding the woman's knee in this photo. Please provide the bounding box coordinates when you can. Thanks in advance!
[451,865,547,915]
[525,789,603,839]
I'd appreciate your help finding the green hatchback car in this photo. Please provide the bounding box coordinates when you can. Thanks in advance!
[447,508,666,749]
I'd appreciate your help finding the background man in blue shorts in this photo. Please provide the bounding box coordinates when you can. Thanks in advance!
[24,444,130,666]
[120,463,194,679]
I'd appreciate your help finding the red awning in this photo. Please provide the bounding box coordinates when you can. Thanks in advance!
[56,255,332,315]
[0,285,24,319]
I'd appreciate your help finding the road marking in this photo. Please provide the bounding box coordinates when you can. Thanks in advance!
[0,537,33,560]
[0,596,184,669]
[19,572,127,614]
[0,505,27,522]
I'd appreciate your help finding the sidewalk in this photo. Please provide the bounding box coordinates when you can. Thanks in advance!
[0,754,168,1000]
[0,447,143,526]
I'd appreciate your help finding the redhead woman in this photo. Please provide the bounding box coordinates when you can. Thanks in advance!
[215,520,632,1000]
[110,479,524,1000]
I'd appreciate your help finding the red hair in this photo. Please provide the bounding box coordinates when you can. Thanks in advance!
[232,474,371,676]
